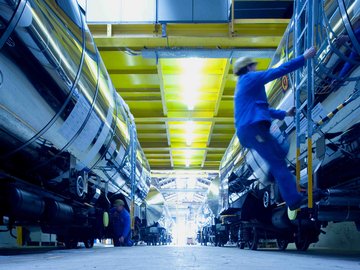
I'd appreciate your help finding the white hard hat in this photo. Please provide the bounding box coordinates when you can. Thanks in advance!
[233,57,257,75]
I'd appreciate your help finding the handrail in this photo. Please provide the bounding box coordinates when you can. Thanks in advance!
[294,0,317,208]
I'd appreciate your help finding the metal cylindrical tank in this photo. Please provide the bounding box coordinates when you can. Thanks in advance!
[0,0,150,203]
[4,187,45,220]
[219,0,360,209]
[43,200,74,224]
[144,186,166,225]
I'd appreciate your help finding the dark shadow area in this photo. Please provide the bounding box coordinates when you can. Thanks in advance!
[0,246,64,256]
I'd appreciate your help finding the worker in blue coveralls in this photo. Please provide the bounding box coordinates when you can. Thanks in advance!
[110,199,133,246]
[233,46,317,211]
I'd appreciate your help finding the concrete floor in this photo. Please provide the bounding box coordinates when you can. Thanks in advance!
[0,245,359,270]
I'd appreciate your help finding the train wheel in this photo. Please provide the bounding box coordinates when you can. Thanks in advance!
[84,238,94,249]
[276,239,289,251]
[295,235,311,251]
[70,175,86,200]
[248,227,258,251]
[263,191,270,208]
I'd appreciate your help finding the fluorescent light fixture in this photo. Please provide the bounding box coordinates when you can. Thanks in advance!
[179,58,205,110]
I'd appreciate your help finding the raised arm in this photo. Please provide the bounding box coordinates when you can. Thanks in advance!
[269,108,287,120]
[257,47,317,84]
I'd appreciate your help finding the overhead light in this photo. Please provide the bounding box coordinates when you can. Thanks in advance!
[185,150,192,168]
[186,137,193,146]
[179,58,205,111]
[181,78,200,111]
[184,121,195,146]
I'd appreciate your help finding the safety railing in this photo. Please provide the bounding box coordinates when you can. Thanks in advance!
[294,0,316,209]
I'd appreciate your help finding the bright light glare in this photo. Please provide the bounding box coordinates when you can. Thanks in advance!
[179,58,205,110]
[187,177,196,189]
[185,150,192,159]
[185,121,195,146]
[185,149,192,167]
[209,183,219,196]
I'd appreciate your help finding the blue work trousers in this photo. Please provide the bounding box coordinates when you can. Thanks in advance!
[237,121,302,206]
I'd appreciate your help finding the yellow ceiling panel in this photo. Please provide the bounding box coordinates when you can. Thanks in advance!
[161,58,228,75]
[172,149,206,167]
[91,18,289,170]
[157,58,229,169]
[168,121,212,129]
[224,79,237,91]
[162,74,221,88]
[170,142,208,149]
[166,101,220,112]
[169,121,211,143]
[166,111,215,118]
[100,51,156,70]
[172,150,205,158]
[125,101,163,115]
[110,74,160,89]
[165,92,219,102]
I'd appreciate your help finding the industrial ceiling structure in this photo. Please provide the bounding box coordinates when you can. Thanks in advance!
[87,0,293,207]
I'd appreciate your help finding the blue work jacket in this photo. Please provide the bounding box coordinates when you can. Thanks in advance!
[110,207,131,238]
[234,56,305,134]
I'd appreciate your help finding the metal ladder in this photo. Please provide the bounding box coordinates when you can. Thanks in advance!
[129,122,138,230]
[294,0,318,209]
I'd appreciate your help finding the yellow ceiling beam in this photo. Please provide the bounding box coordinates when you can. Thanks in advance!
[99,51,156,69]
[160,58,229,74]
[90,20,289,170]
[202,59,231,168]
[89,20,289,39]
[168,36,281,48]
[233,19,290,24]
[166,111,215,118]
[109,74,159,89]
[116,87,160,93]
[135,116,233,123]
[165,93,219,102]
[215,60,231,117]
[94,36,283,49]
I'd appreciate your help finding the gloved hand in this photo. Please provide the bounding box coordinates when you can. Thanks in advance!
[286,107,296,117]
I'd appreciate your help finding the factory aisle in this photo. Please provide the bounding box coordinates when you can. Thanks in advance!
[0,245,359,270]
